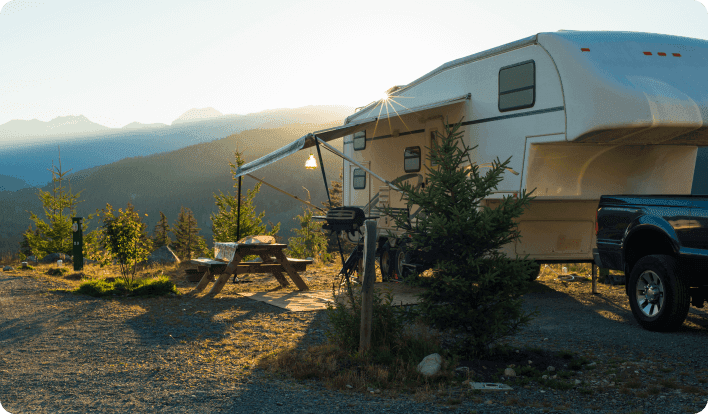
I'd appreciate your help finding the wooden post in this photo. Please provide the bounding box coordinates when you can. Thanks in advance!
[592,263,598,294]
[359,220,377,355]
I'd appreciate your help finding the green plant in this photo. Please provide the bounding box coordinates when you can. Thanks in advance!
[211,150,280,244]
[152,211,172,249]
[378,119,538,358]
[23,149,97,259]
[74,276,177,298]
[287,187,331,264]
[325,288,409,354]
[172,206,211,260]
[93,203,153,287]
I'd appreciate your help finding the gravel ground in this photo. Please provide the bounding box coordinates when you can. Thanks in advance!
[1,269,707,414]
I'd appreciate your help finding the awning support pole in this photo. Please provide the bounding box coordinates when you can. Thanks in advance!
[236,175,242,242]
[314,136,346,265]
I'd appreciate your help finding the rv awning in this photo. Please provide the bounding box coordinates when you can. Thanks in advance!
[233,93,470,178]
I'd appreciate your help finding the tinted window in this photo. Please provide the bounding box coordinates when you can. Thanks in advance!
[353,130,366,151]
[499,61,535,112]
[404,146,421,172]
[353,168,366,189]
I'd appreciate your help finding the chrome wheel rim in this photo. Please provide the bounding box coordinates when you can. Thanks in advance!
[636,270,665,318]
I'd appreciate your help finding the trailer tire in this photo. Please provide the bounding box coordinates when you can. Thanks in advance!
[393,239,414,281]
[379,241,394,282]
[628,255,690,332]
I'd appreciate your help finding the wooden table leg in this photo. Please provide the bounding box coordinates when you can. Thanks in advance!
[273,250,309,291]
[191,269,213,294]
[207,274,232,295]
[258,254,289,287]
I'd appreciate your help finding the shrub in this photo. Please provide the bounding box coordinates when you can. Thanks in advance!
[378,119,539,358]
[74,276,177,298]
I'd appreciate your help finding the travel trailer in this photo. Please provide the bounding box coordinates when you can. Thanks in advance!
[235,30,708,279]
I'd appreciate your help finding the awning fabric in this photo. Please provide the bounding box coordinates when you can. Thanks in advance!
[232,94,469,178]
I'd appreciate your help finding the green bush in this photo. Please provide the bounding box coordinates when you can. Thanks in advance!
[325,288,409,354]
[74,276,177,298]
[378,119,539,358]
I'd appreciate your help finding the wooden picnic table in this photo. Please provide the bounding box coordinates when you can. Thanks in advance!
[189,242,312,296]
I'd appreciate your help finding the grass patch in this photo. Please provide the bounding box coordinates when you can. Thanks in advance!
[73,275,178,298]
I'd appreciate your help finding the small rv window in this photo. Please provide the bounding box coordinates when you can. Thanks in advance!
[353,130,366,151]
[404,146,421,172]
[499,60,535,112]
[353,168,366,189]
[430,131,442,166]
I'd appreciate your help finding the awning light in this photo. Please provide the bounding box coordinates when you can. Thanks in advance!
[305,153,317,170]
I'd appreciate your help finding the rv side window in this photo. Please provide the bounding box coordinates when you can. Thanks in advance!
[353,130,366,151]
[404,146,421,172]
[430,131,442,166]
[353,168,366,189]
[499,60,535,112]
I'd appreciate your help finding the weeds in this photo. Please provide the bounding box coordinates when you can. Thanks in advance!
[74,275,177,297]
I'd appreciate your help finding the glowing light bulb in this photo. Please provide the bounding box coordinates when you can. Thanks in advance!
[305,153,317,170]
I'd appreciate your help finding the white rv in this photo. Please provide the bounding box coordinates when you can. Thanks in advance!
[235,30,708,278]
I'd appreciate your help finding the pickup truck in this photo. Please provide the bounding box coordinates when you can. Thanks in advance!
[593,195,708,332]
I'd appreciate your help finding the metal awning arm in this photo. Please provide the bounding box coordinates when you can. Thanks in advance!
[246,173,326,213]
[312,135,403,193]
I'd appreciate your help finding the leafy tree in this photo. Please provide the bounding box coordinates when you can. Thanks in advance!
[172,206,210,260]
[378,119,539,358]
[287,187,331,264]
[93,203,153,286]
[23,151,96,259]
[211,150,280,243]
[152,211,172,249]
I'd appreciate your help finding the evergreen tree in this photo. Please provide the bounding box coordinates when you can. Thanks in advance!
[211,150,280,243]
[379,119,539,358]
[152,211,172,249]
[172,207,210,260]
[23,149,96,259]
[287,187,331,264]
[94,202,153,284]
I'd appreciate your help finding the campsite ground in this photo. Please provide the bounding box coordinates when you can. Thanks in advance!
[0,260,707,413]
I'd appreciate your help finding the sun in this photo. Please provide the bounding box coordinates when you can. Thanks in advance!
[381,93,389,102]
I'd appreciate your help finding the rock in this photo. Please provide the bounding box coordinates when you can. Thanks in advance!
[2,266,13,271]
[575,379,582,385]
[237,235,275,245]
[504,368,516,377]
[417,353,442,377]
[27,256,38,263]
[455,366,470,377]
[145,246,180,266]
[40,252,72,264]
[586,362,597,368]
[542,374,549,380]
[547,366,556,372]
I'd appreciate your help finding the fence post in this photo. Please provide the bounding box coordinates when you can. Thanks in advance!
[359,220,377,355]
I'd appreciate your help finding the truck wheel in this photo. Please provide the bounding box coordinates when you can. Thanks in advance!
[628,255,689,332]
[378,242,393,282]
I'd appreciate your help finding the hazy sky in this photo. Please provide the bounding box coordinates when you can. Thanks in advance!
[1,0,707,128]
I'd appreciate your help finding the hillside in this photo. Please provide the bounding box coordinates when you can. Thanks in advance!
[0,122,346,256]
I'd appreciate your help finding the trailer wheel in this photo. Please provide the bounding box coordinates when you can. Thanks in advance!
[628,255,690,332]
[379,242,394,282]
[393,239,415,280]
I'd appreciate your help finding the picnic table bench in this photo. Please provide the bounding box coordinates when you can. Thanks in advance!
[188,242,313,296]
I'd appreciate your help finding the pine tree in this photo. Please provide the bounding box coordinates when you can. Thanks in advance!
[23,148,96,259]
[287,187,331,264]
[152,211,172,249]
[211,150,280,243]
[172,207,210,260]
[95,202,153,284]
[379,119,539,358]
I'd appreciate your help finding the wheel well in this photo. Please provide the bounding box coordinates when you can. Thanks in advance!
[623,228,676,276]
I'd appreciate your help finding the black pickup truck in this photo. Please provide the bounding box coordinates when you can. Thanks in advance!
[593,194,708,331]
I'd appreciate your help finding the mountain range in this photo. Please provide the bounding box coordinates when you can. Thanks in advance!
[0,120,348,257]
[0,105,354,190]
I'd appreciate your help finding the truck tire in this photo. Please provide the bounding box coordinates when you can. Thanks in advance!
[628,255,690,332]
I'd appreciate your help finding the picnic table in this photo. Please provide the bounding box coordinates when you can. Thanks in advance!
[189,242,312,296]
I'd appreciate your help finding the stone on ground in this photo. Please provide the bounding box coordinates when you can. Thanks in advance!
[40,253,72,264]
[417,353,442,377]
[2,265,13,271]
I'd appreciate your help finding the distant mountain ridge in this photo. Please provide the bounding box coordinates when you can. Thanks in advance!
[122,121,169,129]
[0,115,110,138]
[171,107,223,125]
